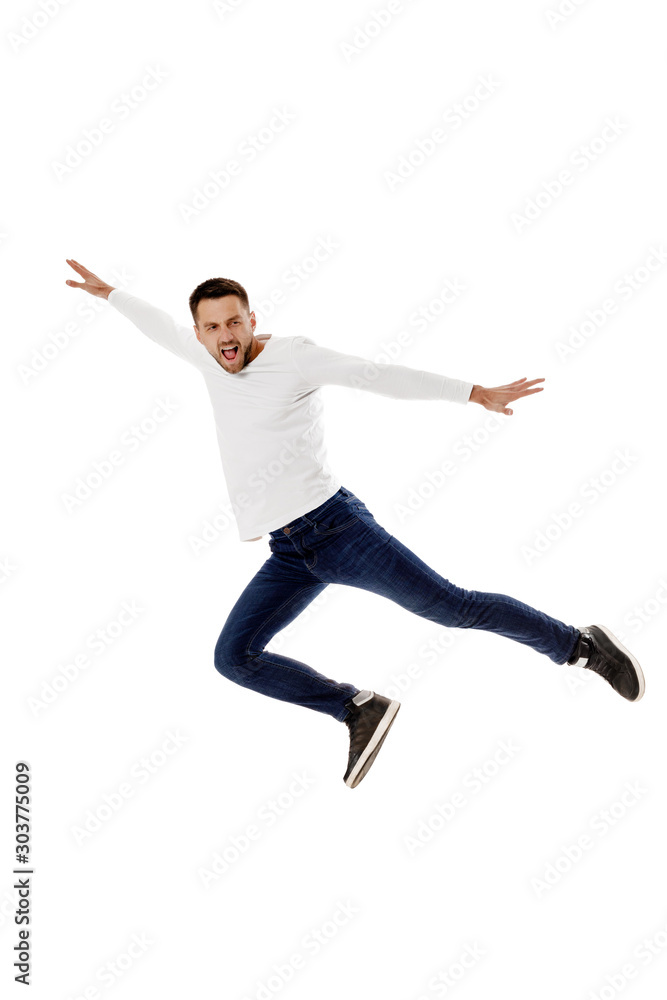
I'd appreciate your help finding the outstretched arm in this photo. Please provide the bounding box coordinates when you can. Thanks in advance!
[65,258,207,368]
[291,337,474,405]
[291,337,545,413]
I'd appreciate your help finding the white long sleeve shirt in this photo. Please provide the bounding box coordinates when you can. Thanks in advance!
[108,288,473,541]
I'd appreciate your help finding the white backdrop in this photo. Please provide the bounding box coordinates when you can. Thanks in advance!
[3,0,666,997]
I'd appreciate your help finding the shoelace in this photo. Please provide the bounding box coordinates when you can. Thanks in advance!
[345,704,372,739]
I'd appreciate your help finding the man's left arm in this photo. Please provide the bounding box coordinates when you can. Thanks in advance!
[291,338,472,404]
[291,338,544,414]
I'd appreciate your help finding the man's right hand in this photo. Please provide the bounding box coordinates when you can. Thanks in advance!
[65,259,115,299]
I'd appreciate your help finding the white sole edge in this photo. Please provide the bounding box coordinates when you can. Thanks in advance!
[589,624,646,701]
[345,700,401,787]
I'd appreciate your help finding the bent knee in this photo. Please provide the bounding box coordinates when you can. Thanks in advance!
[214,636,257,680]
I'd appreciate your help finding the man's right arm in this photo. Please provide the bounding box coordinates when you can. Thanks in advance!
[64,258,207,369]
[107,287,208,367]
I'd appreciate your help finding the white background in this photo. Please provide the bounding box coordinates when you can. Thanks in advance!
[2,1,666,998]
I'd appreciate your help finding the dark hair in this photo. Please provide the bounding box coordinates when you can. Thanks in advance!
[189,277,250,324]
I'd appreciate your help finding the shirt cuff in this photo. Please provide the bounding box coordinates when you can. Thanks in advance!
[441,378,474,404]
[107,287,129,307]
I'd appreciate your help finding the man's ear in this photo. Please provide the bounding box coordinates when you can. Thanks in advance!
[249,310,256,331]
[193,324,202,343]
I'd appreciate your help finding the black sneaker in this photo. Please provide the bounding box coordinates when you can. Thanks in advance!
[342,690,401,788]
[568,625,645,701]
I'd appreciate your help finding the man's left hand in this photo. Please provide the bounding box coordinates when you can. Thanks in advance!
[469,377,545,415]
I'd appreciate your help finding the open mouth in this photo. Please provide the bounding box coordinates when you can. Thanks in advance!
[221,346,238,361]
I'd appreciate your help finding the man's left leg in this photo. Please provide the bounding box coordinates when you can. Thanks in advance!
[314,503,578,662]
[307,497,644,700]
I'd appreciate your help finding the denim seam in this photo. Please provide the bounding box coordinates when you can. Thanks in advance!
[306,506,383,583]
[246,651,353,710]
[310,492,356,528]
[313,513,361,536]
[304,542,318,572]
[245,582,323,659]
[270,490,355,540]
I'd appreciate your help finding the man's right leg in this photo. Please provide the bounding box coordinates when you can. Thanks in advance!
[213,545,359,721]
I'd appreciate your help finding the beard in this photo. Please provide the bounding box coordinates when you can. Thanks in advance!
[214,342,250,371]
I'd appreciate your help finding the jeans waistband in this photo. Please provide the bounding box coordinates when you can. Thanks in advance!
[268,486,354,538]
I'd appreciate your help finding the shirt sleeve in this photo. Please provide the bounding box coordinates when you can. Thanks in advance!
[290,336,473,404]
[107,288,210,370]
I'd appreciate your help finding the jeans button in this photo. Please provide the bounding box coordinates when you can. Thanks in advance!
[283,526,290,534]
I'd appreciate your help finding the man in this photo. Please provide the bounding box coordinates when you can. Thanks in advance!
[65,259,645,789]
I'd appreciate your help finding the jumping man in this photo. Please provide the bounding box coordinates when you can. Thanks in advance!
[65,259,645,788]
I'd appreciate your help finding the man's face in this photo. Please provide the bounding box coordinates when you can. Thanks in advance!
[193,295,260,373]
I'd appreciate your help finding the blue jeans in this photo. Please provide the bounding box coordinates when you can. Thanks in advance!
[214,486,580,722]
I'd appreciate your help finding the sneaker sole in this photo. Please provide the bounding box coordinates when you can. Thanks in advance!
[589,624,646,701]
[345,700,401,788]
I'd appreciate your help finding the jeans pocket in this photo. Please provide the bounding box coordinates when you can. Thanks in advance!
[311,498,360,535]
